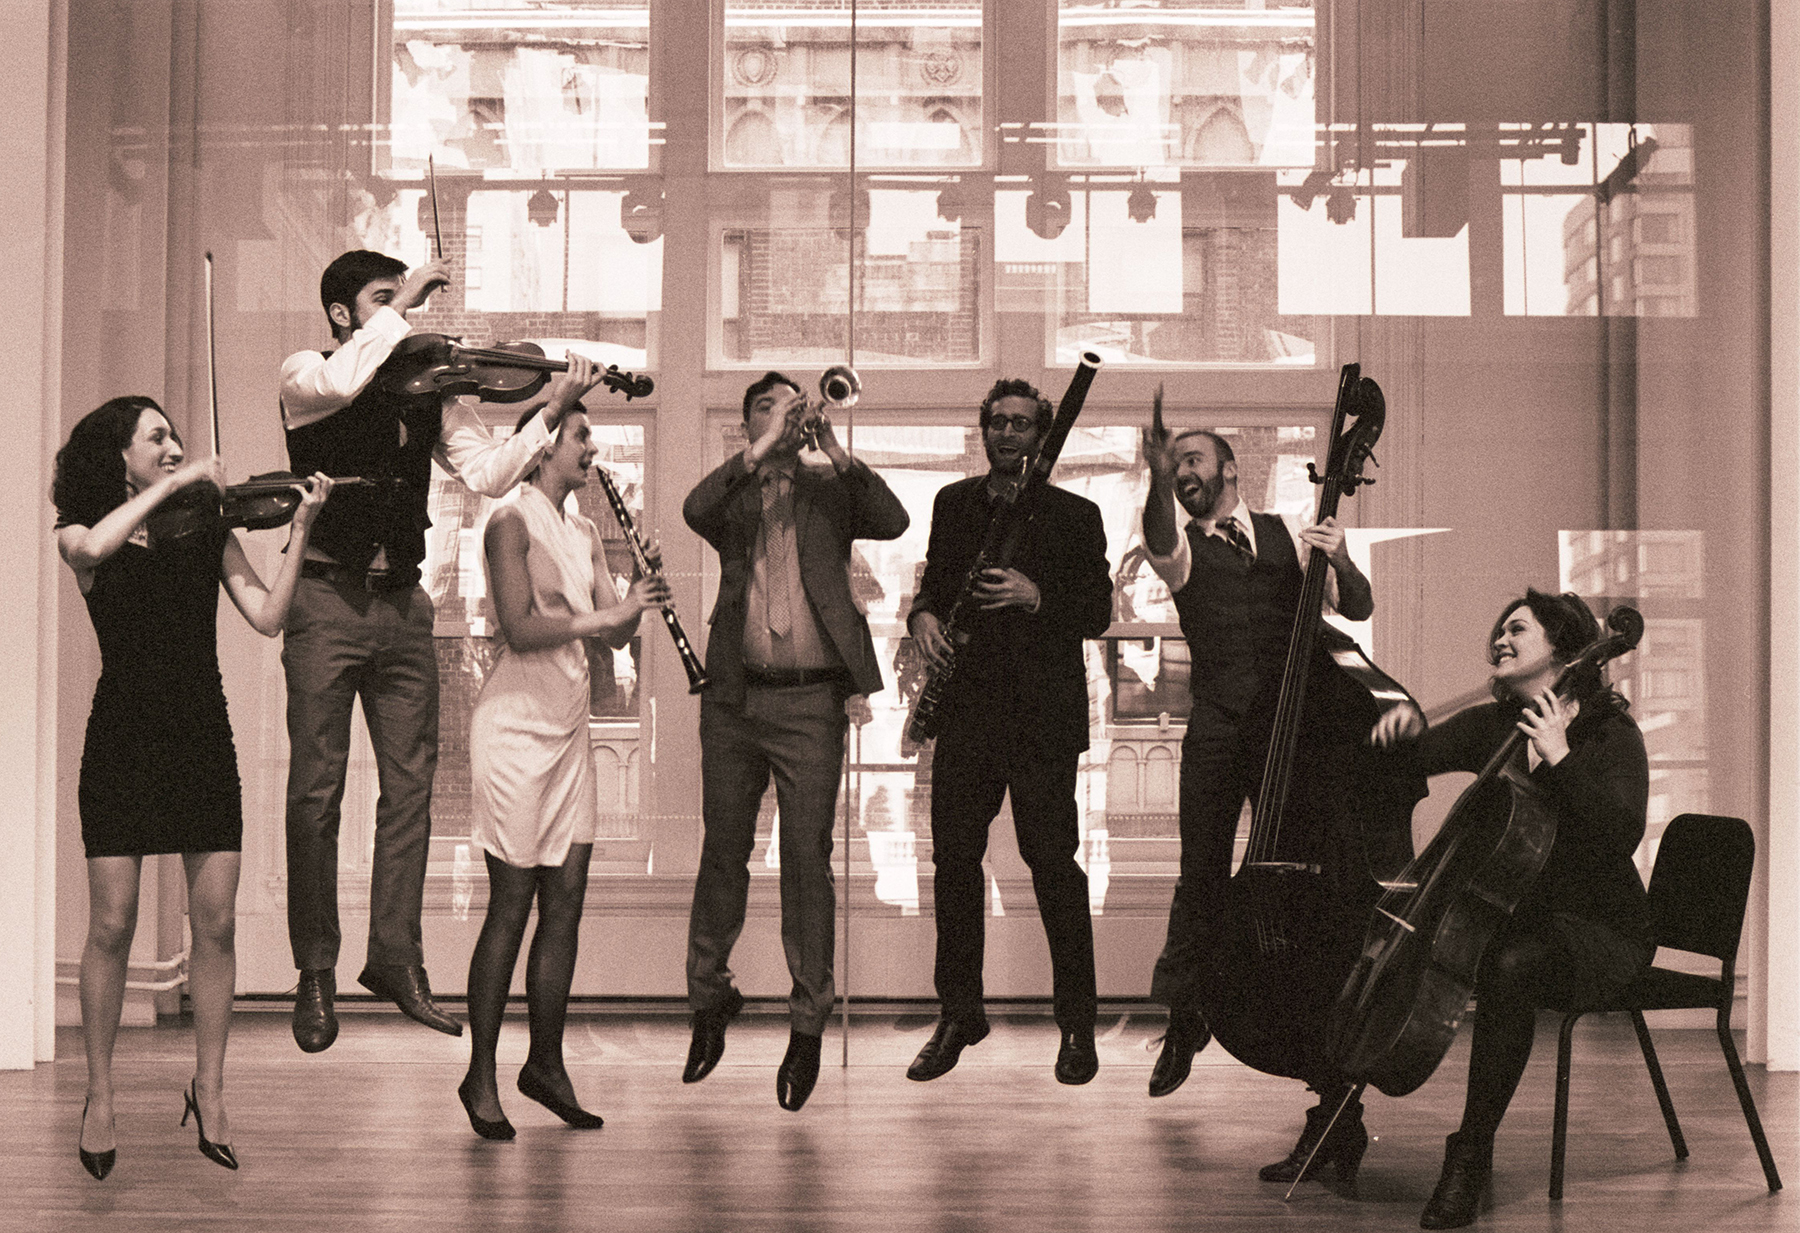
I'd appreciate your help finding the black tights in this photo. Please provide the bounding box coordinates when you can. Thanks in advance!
[463,844,593,1109]
[1457,931,1556,1144]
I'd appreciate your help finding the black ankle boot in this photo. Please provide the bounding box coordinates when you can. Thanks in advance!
[1419,1131,1493,1229]
[1259,1095,1368,1190]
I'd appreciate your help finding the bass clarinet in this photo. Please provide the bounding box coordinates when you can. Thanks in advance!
[905,351,1102,744]
[589,464,709,695]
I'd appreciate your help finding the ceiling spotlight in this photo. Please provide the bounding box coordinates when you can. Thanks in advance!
[1127,182,1157,223]
[1326,184,1357,225]
[622,188,661,243]
[1026,177,1071,240]
[527,189,560,228]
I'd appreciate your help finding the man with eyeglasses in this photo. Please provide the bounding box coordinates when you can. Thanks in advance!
[904,379,1112,1086]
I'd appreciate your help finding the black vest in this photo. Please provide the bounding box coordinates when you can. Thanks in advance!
[1172,511,1303,716]
[284,363,442,576]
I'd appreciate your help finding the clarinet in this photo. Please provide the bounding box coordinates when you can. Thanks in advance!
[589,464,709,695]
[905,351,1103,744]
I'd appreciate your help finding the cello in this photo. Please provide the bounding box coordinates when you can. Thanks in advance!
[1328,606,1645,1099]
[1192,363,1425,1087]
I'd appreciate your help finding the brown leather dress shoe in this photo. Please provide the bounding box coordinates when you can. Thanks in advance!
[293,968,338,1053]
[357,964,463,1036]
[906,1017,991,1082]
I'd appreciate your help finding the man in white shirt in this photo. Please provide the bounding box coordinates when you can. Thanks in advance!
[279,249,586,1053]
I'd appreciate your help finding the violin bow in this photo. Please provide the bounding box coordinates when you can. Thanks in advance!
[427,154,445,258]
[203,250,222,463]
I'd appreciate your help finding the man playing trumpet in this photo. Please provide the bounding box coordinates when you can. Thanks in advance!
[680,371,908,1111]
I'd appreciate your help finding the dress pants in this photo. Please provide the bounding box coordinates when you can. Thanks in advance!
[282,576,438,971]
[929,726,1097,1031]
[1150,700,1267,1018]
[688,681,847,1036]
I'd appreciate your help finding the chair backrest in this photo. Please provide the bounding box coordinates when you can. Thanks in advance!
[1646,812,1754,964]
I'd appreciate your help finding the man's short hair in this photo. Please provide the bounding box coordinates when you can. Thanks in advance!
[978,378,1053,436]
[742,370,801,420]
[319,250,407,330]
[1174,428,1235,466]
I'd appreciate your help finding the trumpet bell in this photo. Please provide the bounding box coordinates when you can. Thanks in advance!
[819,365,860,408]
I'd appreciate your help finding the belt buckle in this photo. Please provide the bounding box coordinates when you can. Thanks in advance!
[364,568,391,593]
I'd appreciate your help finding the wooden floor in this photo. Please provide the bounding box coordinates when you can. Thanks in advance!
[2,1004,1791,1233]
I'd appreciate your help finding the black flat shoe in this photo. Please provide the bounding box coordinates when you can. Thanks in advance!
[181,1081,238,1170]
[776,1031,822,1111]
[517,1067,604,1129]
[1054,1027,1099,1085]
[906,1017,991,1082]
[78,1099,115,1181]
[1147,1013,1210,1097]
[683,988,746,1084]
[457,1076,516,1142]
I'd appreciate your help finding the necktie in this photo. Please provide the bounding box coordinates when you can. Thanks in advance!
[762,472,793,637]
[1221,516,1255,564]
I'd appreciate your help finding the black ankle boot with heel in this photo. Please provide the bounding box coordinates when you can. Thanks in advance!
[1259,1094,1368,1192]
[1419,1130,1493,1229]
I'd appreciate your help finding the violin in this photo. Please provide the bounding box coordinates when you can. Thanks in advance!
[1328,605,1644,1099]
[376,334,655,404]
[146,252,356,546]
[146,473,390,546]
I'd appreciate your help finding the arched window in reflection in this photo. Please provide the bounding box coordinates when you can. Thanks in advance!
[1105,746,1140,814]
[1144,746,1178,813]
[1187,106,1255,165]
[923,105,971,162]
[817,108,853,165]
[726,109,783,165]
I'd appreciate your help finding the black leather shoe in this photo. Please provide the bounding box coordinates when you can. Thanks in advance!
[682,988,745,1084]
[292,968,338,1053]
[78,1099,115,1181]
[1148,1013,1211,1097]
[357,964,463,1036]
[906,1017,991,1082]
[517,1066,604,1129]
[776,1031,822,1111]
[1054,1026,1099,1085]
[1419,1131,1493,1229]
[181,1081,238,1171]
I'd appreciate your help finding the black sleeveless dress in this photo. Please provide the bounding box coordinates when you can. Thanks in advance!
[75,521,243,857]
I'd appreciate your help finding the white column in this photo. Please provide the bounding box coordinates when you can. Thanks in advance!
[1766,0,1800,1071]
[0,0,64,1068]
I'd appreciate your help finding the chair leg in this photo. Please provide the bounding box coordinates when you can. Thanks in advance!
[1714,1008,1783,1192]
[1550,1012,1578,1201]
[1630,1010,1688,1160]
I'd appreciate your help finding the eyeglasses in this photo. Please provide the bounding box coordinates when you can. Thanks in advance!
[987,414,1038,434]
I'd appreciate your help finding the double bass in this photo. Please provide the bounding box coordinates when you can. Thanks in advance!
[1192,363,1425,1086]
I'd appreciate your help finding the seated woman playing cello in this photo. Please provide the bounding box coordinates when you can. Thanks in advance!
[1370,589,1652,1229]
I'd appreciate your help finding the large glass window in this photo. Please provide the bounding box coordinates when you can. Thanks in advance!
[721,1,983,168]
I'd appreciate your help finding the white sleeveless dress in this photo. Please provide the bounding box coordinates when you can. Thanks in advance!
[470,484,602,868]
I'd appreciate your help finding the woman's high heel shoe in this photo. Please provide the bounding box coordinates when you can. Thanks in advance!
[457,1076,517,1141]
[78,1099,115,1181]
[181,1081,239,1170]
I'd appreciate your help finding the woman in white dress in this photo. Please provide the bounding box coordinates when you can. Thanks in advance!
[457,360,671,1140]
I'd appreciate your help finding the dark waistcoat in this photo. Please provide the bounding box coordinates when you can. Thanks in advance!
[285,365,441,575]
[1172,511,1303,716]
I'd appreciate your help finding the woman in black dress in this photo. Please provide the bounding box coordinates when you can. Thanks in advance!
[55,396,331,1178]
[1370,589,1652,1229]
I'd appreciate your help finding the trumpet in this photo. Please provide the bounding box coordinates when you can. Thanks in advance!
[800,365,860,450]
[589,464,709,695]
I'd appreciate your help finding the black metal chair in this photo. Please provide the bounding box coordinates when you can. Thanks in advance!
[1548,812,1782,1199]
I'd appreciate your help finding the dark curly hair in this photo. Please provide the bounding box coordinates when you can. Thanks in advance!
[52,396,178,529]
[978,378,1053,437]
[741,370,801,420]
[1487,588,1615,706]
[319,249,407,338]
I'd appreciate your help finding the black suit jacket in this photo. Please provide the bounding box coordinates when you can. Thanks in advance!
[909,476,1111,752]
[685,451,909,707]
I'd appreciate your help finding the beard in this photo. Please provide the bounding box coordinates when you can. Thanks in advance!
[1177,469,1225,520]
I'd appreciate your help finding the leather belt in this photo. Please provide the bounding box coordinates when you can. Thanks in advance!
[300,559,418,593]
[743,665,849,690]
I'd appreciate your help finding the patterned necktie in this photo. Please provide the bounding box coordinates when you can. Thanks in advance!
[762,472,793,637]
[1221,516,1255,564]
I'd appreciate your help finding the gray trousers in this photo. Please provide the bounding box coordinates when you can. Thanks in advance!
[687,682,847,1036]
[282,577,438,971]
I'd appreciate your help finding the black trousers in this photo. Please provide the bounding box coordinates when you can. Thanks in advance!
[928,727,1096,1031]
